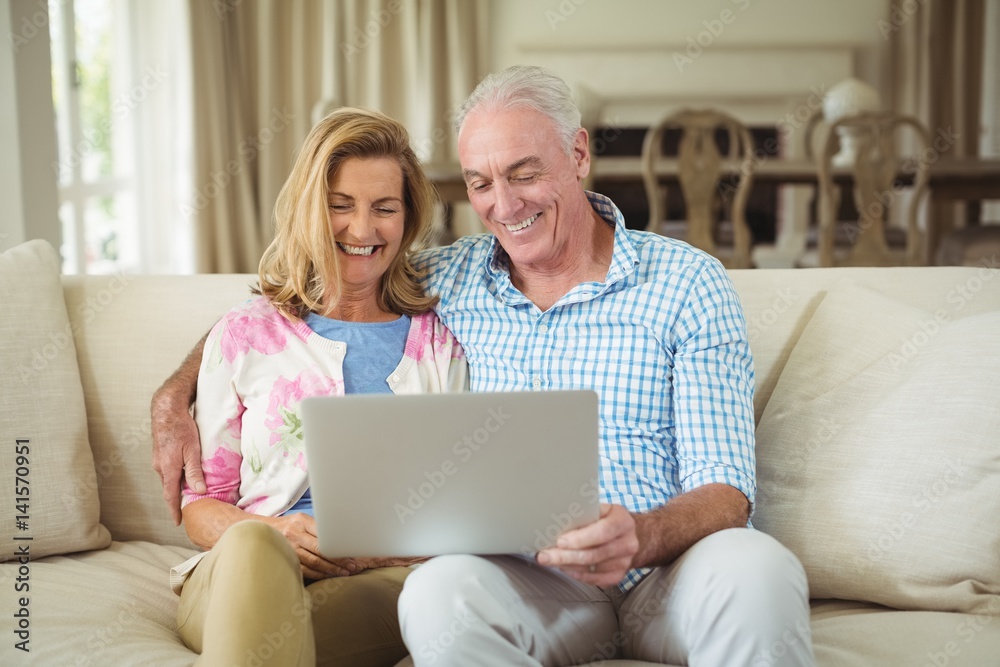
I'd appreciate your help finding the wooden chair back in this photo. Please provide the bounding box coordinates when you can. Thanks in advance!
[641,109,756,268]
[817,111,931,266]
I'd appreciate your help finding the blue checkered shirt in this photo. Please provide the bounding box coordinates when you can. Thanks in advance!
[414,192,756,591]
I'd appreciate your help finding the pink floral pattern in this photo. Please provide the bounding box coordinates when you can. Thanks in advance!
[243,496,271,514]
[405,312,466,362]
[219,298,308,363]
[225,402,246,440]
[264,371,341,452]
[188,299,466,518]
[403,314,432,362]
[185,445,242,503]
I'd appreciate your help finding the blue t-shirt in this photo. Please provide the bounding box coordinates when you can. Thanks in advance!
[286,312,411,517]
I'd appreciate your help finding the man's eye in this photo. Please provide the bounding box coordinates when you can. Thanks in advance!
[469,182,490,192]
[512,174,536,184]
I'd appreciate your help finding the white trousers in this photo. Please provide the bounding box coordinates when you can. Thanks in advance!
[398,528,816,667]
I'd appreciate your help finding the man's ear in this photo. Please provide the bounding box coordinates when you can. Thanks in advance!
[572,127,591,182]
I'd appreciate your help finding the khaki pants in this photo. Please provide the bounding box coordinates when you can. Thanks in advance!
[178,521,410,667]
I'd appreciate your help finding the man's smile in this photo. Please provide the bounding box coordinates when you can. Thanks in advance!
[501,213,539,232]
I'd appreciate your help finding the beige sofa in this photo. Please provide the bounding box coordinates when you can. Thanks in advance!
[2,238,999,666]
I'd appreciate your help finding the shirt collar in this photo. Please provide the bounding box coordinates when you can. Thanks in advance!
[484,191,639,298]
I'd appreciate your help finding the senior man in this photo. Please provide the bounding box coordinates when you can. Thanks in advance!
[152,66,815,666]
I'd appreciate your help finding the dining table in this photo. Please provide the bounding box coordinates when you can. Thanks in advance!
[423,157,1000,265]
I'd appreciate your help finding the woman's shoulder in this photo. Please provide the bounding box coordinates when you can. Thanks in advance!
[406,310,464,359]
[220,296,296,328]
[221,294,275,316]
[215,296,310,359]
[408,310,446,337]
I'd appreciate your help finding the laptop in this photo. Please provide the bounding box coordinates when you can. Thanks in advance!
[300,390,600,558]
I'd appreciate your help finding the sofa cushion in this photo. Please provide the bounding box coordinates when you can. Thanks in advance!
[810,599,1000,666]
[754,281,1000,615]
[0,240,111,561]
[62,273,257,547]
[0,540,199,665]
[729,266,1000,422]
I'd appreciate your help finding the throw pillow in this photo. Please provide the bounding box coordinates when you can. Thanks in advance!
[754,281,1000,615]
[0,240,111,560]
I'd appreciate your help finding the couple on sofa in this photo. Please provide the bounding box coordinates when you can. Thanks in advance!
[152,65,817,667]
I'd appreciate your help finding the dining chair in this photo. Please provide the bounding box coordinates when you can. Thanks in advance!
[816,111,931,267]
[640,109,756,269]
[935,224,1000,266]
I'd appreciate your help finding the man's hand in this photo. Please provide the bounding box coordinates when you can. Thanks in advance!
[536,484,750,586]
[535,503,639,587]
[151,399,204,525]
[151,334,209,525]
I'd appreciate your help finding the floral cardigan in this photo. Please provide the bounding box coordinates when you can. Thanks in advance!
[180,296,468,518]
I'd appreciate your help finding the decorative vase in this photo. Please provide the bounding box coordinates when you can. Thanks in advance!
[822,78,882,167]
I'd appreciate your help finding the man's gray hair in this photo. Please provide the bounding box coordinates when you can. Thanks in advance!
[455,65,582,155]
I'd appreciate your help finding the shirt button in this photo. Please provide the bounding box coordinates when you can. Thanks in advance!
[532,378,542,388]
[538,324,549,334]
[390,374,400,383]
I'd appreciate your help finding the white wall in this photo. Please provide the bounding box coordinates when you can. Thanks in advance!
[492,0,888,58]
[487,0,893,266]
[489,0,891,127]
[0,0,60,254]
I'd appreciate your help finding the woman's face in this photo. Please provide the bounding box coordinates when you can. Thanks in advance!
[327,157,406,297]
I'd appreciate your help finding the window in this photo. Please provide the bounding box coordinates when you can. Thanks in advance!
[50,0,139,274]
[49,0,191,274]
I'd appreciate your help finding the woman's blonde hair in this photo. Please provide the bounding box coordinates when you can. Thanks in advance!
[257,107,438,318]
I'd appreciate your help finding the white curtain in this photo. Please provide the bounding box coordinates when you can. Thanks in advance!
[322,0,488,163]
[187,0,489,273]
[185,0,326,273]
[128,0,195,273]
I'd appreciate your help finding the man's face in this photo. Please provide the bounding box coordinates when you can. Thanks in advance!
[458,105,592,271]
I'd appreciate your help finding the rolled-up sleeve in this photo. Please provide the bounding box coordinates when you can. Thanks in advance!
[670,258,756,510]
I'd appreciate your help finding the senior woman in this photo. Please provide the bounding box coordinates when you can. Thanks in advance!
[171,108,466,667]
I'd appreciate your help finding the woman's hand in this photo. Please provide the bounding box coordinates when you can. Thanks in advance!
[265,513,357,580]
[335,556,429,573]
[182,499,356,580]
